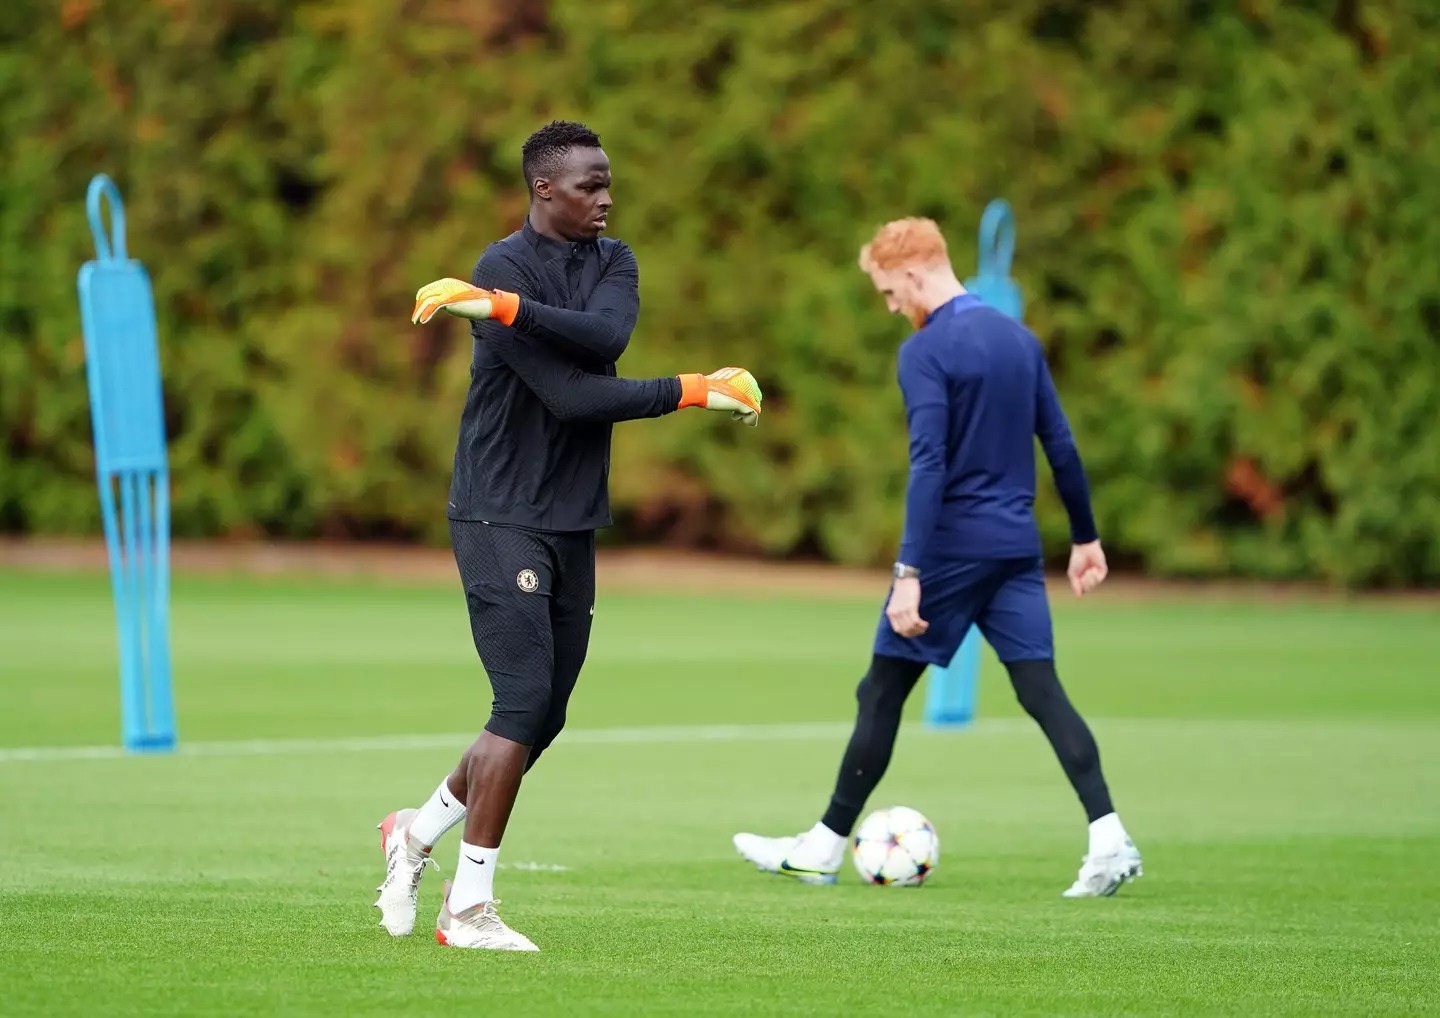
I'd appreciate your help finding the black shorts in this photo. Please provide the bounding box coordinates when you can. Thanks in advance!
[449,519,596,745]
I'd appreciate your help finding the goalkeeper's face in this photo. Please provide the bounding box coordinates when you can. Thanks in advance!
[540,147,614,241]
[867,267,930,329]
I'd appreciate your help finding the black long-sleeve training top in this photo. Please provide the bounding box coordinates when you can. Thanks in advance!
[447,220,682,532]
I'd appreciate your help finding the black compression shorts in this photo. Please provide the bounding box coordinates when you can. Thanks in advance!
[449,519,596,747]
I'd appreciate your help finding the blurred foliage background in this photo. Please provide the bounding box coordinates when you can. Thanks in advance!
[2,0,1439,586]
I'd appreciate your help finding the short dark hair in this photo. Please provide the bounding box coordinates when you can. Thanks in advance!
[521,120,602,194]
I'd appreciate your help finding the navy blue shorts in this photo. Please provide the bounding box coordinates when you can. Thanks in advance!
[872,557,1053,666]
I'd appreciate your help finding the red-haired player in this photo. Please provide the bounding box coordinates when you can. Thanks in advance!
[733,217,1141,898]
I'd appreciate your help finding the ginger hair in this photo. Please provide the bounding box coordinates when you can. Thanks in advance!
[857,217,950,272]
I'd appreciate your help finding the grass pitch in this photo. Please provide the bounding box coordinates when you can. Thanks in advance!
[1,571,1437,1016]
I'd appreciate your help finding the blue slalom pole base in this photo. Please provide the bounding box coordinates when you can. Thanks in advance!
[924,707,976,728]
[123,733,177,754]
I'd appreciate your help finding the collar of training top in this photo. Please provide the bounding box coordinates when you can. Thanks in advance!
[523,217,599,261]
[924,292,981,326]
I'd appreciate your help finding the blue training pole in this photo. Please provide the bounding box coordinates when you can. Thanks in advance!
[76,174,177,753]
[922,200,1024,729]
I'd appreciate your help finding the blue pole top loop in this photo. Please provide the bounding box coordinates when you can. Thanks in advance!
[976,199,1014,276]
[86,174,127,262]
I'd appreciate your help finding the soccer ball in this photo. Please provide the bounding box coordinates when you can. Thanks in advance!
[851,806,939,886]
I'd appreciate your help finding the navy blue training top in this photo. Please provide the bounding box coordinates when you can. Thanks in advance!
[896,293,1098,567]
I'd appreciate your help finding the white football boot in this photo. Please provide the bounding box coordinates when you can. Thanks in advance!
[434,880,540,951]
[374,808,437,936]
[1062,838,1144,898]
[732,828,845,885]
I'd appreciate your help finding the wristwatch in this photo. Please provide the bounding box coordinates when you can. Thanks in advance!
[892,563,920,580]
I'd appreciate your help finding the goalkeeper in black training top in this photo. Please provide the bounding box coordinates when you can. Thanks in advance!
[374,120,763,952]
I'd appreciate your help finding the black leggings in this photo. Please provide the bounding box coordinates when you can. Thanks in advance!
[821,655,1114,836]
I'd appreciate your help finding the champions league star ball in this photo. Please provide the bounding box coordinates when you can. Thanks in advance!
[851,806,940,886]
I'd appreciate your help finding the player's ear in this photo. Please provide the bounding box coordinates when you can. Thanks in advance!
[532,177,552,202]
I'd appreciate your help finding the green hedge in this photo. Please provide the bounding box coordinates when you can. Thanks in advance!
[3,0,1439,585]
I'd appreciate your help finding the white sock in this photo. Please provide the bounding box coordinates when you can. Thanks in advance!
[1088,812,1128,855]
[806,821,846,861]
[449,842,499,913]
[407,778,467,850]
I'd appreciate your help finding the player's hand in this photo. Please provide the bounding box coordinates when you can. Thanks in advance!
[677,367,763,427]
[411,278,519,325]
[886,576,929,637]
[1067,540,1108,597]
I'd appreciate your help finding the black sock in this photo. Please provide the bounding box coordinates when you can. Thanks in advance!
[820,655,929,837]
[1005,658,1114,822]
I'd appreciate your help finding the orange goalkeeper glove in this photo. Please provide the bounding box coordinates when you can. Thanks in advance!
[677,367,763,427]
[411,278,520,326]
